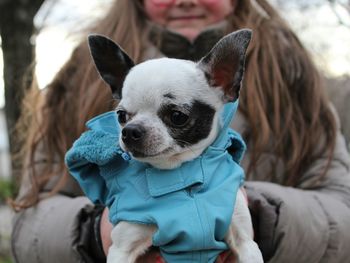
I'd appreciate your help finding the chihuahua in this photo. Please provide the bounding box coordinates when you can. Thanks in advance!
[87,29,263,263]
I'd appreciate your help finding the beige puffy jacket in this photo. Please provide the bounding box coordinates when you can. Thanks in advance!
[11,26,350,263]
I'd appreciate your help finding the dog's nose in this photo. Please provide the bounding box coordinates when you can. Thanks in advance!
[122,124,146,145]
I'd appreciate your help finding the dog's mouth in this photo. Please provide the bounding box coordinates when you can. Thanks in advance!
[127,147,174,159]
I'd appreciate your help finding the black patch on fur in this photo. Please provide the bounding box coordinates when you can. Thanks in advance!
[88,35,134,99]
[163,93,175,99]
[158,100,215,147]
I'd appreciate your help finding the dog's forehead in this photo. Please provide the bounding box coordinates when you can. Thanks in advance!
[121,58,207,105]
[131,58,198,79]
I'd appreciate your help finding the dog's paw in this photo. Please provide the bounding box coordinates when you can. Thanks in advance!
[237,241,264,263]
[107,246,131,263]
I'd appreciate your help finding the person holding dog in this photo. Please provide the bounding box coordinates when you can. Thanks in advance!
[11,0,350,263]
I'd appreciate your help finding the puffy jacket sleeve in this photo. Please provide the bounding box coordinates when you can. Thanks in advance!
[11,141,106,263]
[245,125,350,263]
[11,194,95,263]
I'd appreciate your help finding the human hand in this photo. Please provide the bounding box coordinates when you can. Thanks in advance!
[245,184,281,261]
[100,207,113,255]
[215,251,238,263]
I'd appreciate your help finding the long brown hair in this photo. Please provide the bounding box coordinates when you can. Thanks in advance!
[229,0,336,184]
[13,0,336,209]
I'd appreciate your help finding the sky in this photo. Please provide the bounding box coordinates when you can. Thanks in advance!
[34,0,113,90]
[272,0,350,75]
[0,0,350,108]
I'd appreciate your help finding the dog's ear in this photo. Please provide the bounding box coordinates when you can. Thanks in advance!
[198,29,252,102]
[88,34,134,99]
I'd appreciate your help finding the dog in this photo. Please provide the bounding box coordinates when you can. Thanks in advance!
[86,29,263,263]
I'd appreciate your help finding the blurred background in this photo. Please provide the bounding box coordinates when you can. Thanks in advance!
[0,0,349,262]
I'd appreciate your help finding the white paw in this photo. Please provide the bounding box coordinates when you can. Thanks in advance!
[107,246,132,263]
[238,241,264,263]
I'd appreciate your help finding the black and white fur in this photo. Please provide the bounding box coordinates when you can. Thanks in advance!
[88,29,263,263]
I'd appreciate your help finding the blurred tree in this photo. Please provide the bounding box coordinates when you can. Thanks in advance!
[328,0,350,27]
[0,0,46,180]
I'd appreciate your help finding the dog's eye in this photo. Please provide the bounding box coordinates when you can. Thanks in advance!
[117,110,129,124]
[170,111,189,126]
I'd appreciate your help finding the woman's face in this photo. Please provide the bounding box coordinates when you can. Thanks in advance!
[143,0,236,41]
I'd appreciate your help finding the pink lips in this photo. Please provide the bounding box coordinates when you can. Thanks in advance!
[171,15,204,20]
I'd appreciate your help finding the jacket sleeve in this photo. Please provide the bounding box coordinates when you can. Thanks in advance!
[12,195,94,263]
[64,128,123,206]
[245,126,350,263]
[11,142,106,263]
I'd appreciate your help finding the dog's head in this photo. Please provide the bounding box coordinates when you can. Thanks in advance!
[88,30,251,169]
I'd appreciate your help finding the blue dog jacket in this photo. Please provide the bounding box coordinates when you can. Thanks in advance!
[65,102,246,263]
